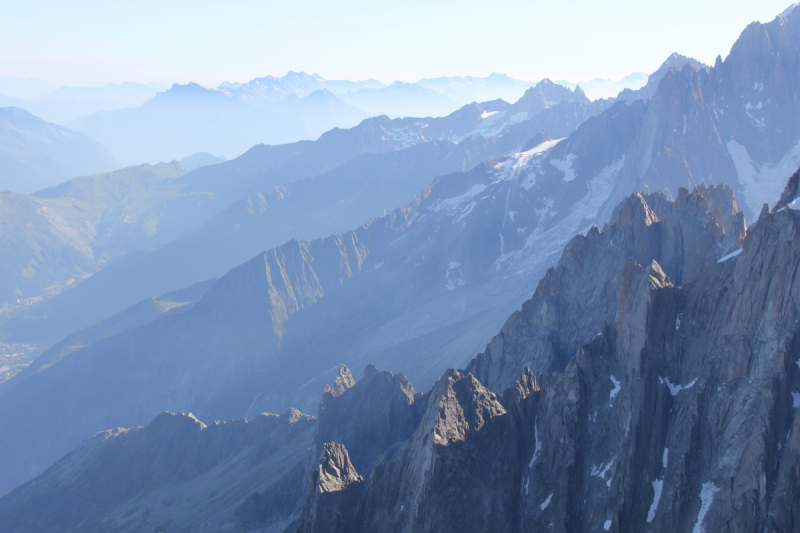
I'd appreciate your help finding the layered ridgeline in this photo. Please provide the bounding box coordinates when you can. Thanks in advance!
[0,96,646,495]
[8,3,797,341]
[3,5,800,501]
[3,79,604,343]
[0,106,119,193]
[66,71,553,166]
[3,173,798,532]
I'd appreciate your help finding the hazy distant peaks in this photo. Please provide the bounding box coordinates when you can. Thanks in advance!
[0,76,57,100]
[179,152,227,171]
[218,71,387,100]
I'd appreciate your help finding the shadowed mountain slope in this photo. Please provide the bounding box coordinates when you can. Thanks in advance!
[0,98,647,495]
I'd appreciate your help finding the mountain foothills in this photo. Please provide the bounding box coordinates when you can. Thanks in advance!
[0,107,119,193]
[2,170,799,533]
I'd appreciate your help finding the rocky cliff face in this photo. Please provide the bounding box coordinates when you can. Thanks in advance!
[293,176,800,532]
[467,183,745,392]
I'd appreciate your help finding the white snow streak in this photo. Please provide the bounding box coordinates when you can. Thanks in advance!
[692,481,720,533]
[550,154,578,182]
[429,184,487,212]
[591,458,614,479]
[540,493,553,511]
[604,520,612,531]
[792,391,800,408]
[529,417,543,468]
[609,376,621,399]
[717,248,742,263]
[646,478,664,523]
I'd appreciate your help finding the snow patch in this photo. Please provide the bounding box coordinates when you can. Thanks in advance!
[604,520,612,531]
[494,138,564,184]
[663,448,669,469]
[727,138,800,217]
[792,391,800,408]
[386,127,420,148]
[540,493,552,511]
[675,313,682,331]
[591,458,614,479]
[788,198,800,210]
[517,157,623,276]
[692,481,720,533]
[509,111,528,123]
[429,184,487,212]
[550,154,578,182]
[609,375,621,399]
[717,248,742,263]
[454,109,508,141]
[647,478,664,523]
[660,376,697,396]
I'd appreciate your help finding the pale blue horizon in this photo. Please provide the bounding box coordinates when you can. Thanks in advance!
[0,0,794,88]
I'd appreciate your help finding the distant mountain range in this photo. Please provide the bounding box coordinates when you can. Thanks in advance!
[0,81,164,124]
[556,72,648,100]
[417,73,539,106]
[0,71,650,167]
[0,76,57,100]
[67,83,367,166]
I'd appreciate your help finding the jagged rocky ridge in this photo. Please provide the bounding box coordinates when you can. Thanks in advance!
[294,176,800,532]
[5,174,800,532]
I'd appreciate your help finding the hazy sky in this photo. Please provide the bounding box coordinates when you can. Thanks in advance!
[0,0,793,87]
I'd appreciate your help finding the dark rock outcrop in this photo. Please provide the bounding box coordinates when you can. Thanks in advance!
[292,175,800,532]
[467,183,745,392]
[315,364,425,474]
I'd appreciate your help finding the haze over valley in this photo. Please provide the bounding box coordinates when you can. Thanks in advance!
[1,2,800,532]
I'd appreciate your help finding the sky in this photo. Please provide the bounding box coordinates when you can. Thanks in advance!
[0,0,794,87]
